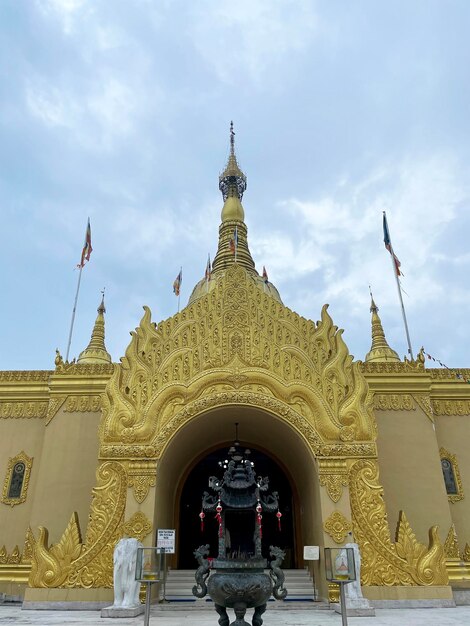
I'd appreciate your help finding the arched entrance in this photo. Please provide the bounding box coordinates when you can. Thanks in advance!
[177,445,298,568]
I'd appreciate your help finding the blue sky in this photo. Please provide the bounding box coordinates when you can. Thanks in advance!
[1,0,469,370]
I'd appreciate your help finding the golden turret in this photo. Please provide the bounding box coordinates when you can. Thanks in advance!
[188,123,282,304]
[365,295,400,363]
[77,294,112,364]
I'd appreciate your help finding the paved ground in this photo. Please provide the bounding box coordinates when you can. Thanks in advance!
[1,605,470,626]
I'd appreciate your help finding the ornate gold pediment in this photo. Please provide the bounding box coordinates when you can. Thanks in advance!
[99,264,375,457]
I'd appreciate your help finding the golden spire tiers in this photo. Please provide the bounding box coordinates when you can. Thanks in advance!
[77,294,112,364]
[365,295,400,363]
[188,123,282,305]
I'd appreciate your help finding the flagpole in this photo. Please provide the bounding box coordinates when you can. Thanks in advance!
[65,266,83,362]
[383,211,414,360]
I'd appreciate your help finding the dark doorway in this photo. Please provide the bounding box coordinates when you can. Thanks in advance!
[178,446,296,568]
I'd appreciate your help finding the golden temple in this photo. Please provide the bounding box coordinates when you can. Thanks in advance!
[1,127,470,608]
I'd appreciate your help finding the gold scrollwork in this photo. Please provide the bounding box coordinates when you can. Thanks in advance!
[349,459,448,586]
[128,461,156,503]
[1,451,33,507]
[463,544,470,562]
[45,396,66,426]
[123,511,152,542]
[324,511,352,543]
[440,447,464,503]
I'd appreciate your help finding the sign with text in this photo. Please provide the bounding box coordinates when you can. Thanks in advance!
[157,529,176,554]
[303,545,320,560]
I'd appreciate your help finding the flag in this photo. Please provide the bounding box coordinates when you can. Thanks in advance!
[262,266,268,283]
[173,268,182,296]
[77,218,93,268]
[205,254,212,281]
[383,213,402,276]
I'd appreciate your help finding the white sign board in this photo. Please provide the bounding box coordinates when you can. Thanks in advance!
[157,529,176,554]
[303,545,320,561]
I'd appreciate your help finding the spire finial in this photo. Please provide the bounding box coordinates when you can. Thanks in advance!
[369,285,378,313]
[219,121,247,202]
[230,120,235,155]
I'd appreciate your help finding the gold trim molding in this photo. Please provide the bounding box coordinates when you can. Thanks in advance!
[440,448,464,503]
[123,511,152,542]
[2,451,33,507]
[0,402,47,419]
[128,461,156,504]
[433,400,470,416]
[64,395,102,413]
[373,394,415,411]
[324,511,352,543]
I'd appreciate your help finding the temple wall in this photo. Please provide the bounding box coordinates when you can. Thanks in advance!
[435,414,470,548]
[28,407,101,541]
[0,418,45,550]
[375,406,452,543]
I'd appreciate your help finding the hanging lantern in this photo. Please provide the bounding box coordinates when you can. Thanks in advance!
[199,510,205,532]
[215,501,223,538]
[276,508,282,531]
[256,502,263,539]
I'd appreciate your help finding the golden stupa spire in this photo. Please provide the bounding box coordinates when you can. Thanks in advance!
[211,122,256,275]
[77,292,112,364]
[365,290,400,363]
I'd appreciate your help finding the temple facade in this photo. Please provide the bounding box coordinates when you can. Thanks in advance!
[1,130,470,608]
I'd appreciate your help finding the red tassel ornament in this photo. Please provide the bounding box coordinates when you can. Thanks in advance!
[276,509,282,531]
[256,503,263,539]
[199,510,205,532]
[215,502,223,538]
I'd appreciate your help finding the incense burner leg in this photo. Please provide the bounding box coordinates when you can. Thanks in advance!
[215,603,229,626]
[231,602,250,626]
[252,603,266,626]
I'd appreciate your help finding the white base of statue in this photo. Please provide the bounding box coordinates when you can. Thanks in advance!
[101,604,145,618]
[332,598,375,617]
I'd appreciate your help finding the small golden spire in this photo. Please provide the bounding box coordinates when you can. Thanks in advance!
[365,289,400,363]
[77,291,112,364]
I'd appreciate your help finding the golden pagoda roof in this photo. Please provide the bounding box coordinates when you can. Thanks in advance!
[365,295,400,363]
[188,124,282,306]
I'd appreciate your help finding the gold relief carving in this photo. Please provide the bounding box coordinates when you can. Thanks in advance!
[432,400,470,416]
[324,511,352,543]
[2,451,33,507]
[413,395,434,422]
[328,582,339,603]
[64,395,102,413]
[361,361,424,373]
[373,394,415,411]
[0,401,48,419]
[22,527,34,563]
[318,459,349,503]
[29,461,127,588]
[29,512,83,588]
[0,370,50,382]
[440,448,464,503]
[128,461,156,504]
[45,396,66,426]
[123,511,152,542]
[349,459,448,586]
[463,544,470,562]
[430,368,470,380]
[0,545,21,564]
[55,362,114,376]
[100,265,376,452]
[444,525,460,558]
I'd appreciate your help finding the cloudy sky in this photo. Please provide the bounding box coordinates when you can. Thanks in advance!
[1,0,469,371]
